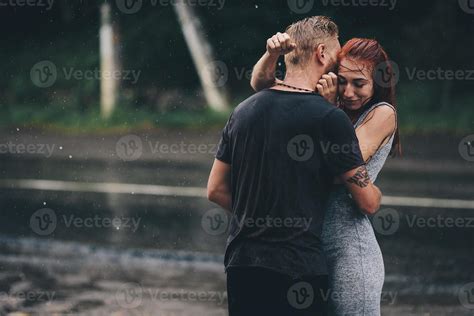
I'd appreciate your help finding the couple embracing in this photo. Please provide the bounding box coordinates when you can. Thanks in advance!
[207,15,400,316]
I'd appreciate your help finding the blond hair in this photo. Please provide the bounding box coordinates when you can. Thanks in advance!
[285,16,339,68]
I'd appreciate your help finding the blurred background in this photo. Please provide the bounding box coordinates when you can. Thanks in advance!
[0,0,473,315]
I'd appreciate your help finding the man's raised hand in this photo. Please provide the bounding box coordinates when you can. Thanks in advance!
[266,32,297,57]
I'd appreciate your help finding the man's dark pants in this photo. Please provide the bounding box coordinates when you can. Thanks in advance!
[226,266,328,316]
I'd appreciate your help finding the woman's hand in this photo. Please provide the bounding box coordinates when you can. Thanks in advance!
[316,72,338,105]
[266,32,296,57]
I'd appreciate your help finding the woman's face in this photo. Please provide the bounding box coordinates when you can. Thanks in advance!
[337,58,375,111]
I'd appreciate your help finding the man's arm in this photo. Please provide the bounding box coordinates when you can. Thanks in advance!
[207,159,232,212]
[250,32,295,92]
[339,165,382,215]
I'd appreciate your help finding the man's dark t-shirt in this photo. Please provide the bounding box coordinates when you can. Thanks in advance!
[215,89,365,278]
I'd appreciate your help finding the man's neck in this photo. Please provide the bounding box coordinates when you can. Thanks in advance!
[279,68,325,92]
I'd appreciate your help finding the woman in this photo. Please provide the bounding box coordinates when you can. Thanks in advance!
[251,35,400,315]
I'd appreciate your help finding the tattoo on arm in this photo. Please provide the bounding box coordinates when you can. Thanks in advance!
[347,166,370,188]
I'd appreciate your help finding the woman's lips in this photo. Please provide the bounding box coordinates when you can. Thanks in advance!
[342,100,360,107]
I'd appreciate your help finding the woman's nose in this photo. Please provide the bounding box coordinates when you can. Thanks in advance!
[343,85,355,99]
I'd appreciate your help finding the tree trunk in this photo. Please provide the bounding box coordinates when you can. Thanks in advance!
[173,1,230,112]
[100,3,119,119]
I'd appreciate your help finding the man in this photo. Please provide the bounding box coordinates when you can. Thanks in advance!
[207,16,382,316]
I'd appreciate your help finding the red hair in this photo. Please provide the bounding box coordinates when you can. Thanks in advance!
[338,38,401,156]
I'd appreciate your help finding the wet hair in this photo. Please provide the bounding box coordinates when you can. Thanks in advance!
[339,38,401,156]
[284,16,339,69]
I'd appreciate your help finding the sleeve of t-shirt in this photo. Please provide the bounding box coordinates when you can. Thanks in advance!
[320,108,365,176]
[215,113,233,164]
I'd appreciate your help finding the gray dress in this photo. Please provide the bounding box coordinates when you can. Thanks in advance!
[322,102,396,316]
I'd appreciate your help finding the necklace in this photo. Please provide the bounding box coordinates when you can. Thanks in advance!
[276,82,317,94]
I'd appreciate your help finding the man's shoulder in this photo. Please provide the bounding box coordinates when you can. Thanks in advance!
[235,89,336,112]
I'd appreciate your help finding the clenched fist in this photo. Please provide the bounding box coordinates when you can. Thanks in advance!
[266,32,297,57]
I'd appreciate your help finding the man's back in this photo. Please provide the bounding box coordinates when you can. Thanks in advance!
[216,89,364,277]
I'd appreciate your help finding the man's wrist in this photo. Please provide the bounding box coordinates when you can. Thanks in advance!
[265,50,281,62]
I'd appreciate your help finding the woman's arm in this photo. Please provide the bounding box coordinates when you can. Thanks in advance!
[355,106,397,163]
[317,76,397,163]
[250,32,296,92]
